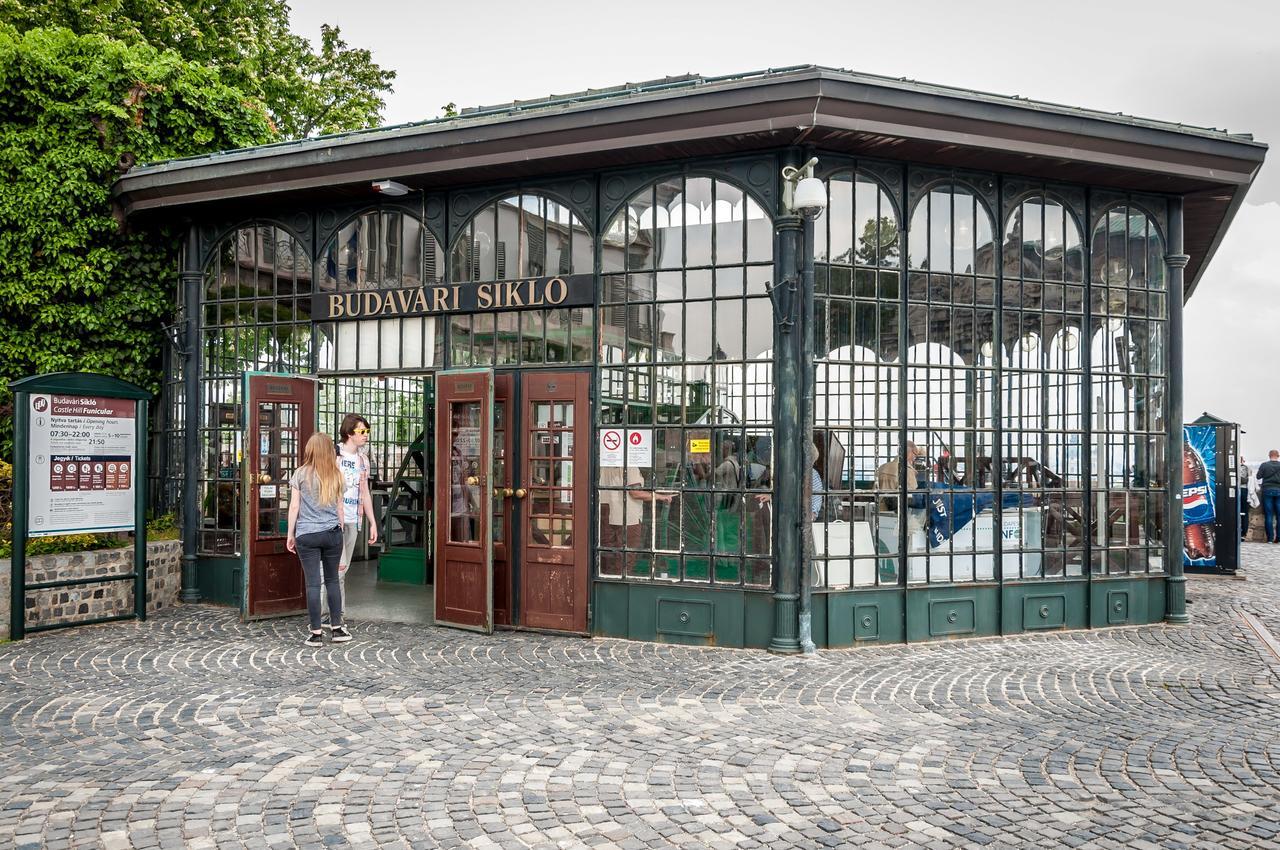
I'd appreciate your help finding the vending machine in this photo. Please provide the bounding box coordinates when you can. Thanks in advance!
[1183,414,1240,573]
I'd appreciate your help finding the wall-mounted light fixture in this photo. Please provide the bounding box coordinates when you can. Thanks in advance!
[372,179,410,196]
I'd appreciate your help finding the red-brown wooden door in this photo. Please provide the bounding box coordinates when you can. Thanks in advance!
[518,371,590,633]
[433,370,495,632]
[244,374,316,619]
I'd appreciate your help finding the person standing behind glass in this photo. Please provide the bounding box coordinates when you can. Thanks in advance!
[287,433,351,646]
[876,440,924,512]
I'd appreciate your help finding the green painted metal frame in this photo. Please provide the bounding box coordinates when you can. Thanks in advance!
[169,146,1183,651]
[8,372,152,641]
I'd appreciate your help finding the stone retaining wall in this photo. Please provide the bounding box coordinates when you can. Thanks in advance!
[0,540,181,640]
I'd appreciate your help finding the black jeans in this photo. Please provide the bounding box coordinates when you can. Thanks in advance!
[296,527,343,631]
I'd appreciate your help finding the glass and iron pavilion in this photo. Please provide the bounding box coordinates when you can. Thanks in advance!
[117,66,1265,650]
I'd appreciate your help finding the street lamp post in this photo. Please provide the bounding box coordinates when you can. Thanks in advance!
[769,155,825,655]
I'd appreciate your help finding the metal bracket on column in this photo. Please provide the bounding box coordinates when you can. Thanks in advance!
[766,274,799,333]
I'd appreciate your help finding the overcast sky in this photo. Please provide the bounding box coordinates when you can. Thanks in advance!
[292,0,1278,459]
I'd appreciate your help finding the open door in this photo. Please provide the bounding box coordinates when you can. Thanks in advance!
[243,373,316,620]
[434,369,494,632]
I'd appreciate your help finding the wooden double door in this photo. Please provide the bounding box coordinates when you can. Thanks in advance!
[434,369,590,634]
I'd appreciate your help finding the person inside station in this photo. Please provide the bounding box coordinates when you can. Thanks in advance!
[876,439,927,513]
[599,462,674,575]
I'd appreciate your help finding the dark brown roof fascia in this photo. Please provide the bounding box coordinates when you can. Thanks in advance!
[112,68,1265,294]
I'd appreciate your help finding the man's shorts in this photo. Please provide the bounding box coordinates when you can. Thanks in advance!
[340,523,360,568]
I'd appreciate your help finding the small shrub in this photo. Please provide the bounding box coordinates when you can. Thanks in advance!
[1,532,118,559]
[146,512,180,541]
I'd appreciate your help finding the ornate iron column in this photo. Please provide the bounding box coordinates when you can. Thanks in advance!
[768,209,803,654]
[1165,197,1190,624]
[180,226,202,604]
[797,213,817,654]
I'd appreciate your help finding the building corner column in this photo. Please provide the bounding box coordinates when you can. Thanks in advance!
[797,213,817,655]
[180,226,202,604]
[769,211,804,654]
[1165,197,1190,625]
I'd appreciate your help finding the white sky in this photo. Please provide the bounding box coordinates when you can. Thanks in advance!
[291,0,1278,457]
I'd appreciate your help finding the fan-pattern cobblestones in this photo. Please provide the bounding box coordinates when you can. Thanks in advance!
[3,546,1280,849]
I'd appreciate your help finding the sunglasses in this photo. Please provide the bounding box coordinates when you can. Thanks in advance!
[353,428,371,435]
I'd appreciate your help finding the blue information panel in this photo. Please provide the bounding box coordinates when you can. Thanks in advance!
[1183,425,1216,568]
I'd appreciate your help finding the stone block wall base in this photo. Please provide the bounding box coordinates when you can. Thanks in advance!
[1,540,182,640]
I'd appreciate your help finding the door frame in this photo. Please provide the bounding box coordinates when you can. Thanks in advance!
[240,371,319,622]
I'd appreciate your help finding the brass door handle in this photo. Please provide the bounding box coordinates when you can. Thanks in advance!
[500,487,513,498]
[258,473,272,484]
[466,475,479,486]
[514,488,527,499]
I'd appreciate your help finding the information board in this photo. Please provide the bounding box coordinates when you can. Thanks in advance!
[28,394,137,536]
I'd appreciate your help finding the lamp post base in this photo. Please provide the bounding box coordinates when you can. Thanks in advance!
[1165,574,1190,625]
[769,592,801,654]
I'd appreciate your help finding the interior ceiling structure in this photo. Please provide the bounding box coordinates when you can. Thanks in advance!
[114,66,1266,297]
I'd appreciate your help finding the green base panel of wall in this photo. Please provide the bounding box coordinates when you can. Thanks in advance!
[196,557,241,607]
[592,581,773,649]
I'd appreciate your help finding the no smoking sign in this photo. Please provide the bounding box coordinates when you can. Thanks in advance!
[598,427,652,468]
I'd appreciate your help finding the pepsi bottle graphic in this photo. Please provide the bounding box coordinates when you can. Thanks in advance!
[1182,442,1215,561]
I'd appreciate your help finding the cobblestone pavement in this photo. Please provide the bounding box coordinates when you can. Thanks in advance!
[3,550,1280,850]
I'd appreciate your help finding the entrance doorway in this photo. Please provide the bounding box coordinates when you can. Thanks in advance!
[319,374,433,627]
[242,369,590,634]
[435,369,590,634]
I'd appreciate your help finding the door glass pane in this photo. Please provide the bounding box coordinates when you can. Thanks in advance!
[528,398,575,548]
[448,400,482,544]
[256,401,298,539]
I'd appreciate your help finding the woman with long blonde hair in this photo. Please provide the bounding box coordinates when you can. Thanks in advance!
[287,432,352,646]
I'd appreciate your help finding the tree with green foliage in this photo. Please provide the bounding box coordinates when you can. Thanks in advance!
[0,0,395,137]
[0,3,395,460]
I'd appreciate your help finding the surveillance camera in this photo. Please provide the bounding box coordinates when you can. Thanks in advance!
[792,176,827,216]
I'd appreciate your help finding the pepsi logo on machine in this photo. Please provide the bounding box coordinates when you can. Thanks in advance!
[1181,426,1217,566]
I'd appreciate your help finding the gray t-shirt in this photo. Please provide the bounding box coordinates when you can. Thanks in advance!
[289,467,340,535]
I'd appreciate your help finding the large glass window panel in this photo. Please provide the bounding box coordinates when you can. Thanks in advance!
[598,174,774,587]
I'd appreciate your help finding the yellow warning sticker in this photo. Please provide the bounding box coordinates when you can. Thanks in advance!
[688,438,710,454]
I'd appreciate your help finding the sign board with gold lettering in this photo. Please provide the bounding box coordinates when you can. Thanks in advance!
[312,274,594,322]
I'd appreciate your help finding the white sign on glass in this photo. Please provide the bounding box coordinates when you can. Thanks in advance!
[599,428,651,468]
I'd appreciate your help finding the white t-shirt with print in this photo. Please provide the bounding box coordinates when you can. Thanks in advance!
[338,447,368,526]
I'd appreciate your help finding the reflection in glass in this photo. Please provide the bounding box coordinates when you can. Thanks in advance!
[448,401,482,544]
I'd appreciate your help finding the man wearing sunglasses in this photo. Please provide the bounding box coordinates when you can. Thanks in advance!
[323,414,379,630]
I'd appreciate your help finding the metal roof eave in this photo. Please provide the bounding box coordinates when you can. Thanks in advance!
[114,68,1265,216]
[1185,175,1257,300]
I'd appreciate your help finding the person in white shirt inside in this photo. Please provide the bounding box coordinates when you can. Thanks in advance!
[322,414,379,628]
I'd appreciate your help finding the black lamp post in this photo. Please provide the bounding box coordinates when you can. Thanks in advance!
[769,154,825,655]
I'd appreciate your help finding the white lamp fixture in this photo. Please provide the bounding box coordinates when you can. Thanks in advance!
[372,179,410,196]
[781,157,827,218]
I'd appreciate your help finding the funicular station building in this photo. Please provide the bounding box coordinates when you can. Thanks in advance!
[114,67,1265,650]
